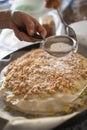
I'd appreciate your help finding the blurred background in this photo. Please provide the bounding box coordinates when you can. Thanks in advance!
[0,0,87,22]
[0,0,87,35]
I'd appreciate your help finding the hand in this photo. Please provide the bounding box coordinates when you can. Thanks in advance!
[10,10,47,42]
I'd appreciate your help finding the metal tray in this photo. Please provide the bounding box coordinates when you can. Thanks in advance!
[0,43,87,130]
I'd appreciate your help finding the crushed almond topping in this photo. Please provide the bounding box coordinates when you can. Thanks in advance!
[3,49,87,100]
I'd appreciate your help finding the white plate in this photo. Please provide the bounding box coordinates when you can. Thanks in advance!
[70,20,87,46]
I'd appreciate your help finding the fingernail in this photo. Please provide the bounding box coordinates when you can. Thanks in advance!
[41,31,47,38]
[29,30,34,35]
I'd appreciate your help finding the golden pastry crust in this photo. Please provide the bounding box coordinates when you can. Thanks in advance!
[3,49,87,101]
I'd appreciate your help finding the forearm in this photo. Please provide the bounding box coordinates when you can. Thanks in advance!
[0,10,11,29]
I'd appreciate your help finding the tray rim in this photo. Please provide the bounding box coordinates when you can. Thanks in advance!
[0,43,87,130]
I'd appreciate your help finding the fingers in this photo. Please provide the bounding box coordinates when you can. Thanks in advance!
[37,25,47,38]
[11,11,47,42]
[11,11,35,36]
[18,32,38,42]
[30,17,47,38]
[24,16,47,39]
[25,18,35,36]
[11,23,38,42]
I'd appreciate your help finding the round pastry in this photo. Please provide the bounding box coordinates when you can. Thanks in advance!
[1,49,87,115]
